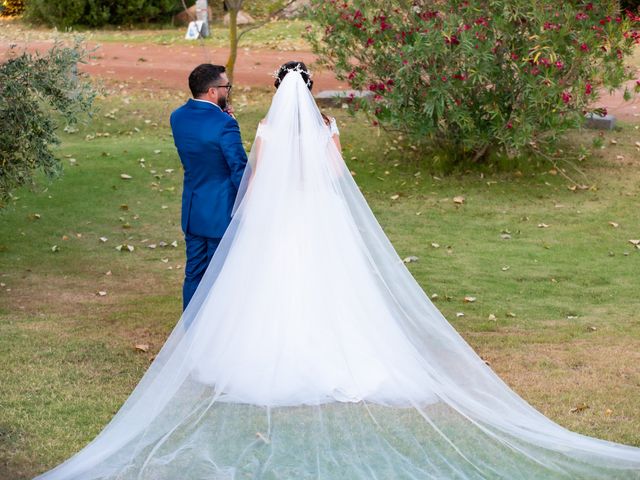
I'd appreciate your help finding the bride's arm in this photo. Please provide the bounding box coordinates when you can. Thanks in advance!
[332,133,342,153]
[327,117,347,178]
[249,120,266,182]
[329,117,342,153]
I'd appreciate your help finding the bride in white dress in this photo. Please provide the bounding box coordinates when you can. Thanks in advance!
[35,63,640,479]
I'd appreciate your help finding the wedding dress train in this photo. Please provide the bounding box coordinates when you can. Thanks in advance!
[35,71,640,479]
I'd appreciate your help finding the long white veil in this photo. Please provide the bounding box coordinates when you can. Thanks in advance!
[35,71,640,479]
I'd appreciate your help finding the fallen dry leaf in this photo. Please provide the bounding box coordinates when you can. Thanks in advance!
[120,174,132,180]
[135,344,150,352]
[453,196,465,205]
[570,403,589,413]
[608,221,619,228]
[463,296,477,303]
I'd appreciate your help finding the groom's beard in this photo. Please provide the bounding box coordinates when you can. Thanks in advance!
[217,95,228,111]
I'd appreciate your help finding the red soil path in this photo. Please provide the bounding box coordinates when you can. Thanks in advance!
[1,39,638,122]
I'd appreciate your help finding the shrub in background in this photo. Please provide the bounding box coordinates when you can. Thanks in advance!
[0,42,95,203]
[307,0,640,164]
[0,0,26,16]
[25,0,180,28]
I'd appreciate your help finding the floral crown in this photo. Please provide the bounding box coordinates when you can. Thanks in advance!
[273,63,313,88]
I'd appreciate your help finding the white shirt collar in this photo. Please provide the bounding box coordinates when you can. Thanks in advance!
[193,98,222,110]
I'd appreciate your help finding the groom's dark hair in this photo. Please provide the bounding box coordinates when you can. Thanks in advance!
[189,64,226,97]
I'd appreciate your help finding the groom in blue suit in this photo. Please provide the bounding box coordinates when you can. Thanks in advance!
[170,64,248,310]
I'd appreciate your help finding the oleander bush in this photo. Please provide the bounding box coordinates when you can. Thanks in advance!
[307,0,640,164]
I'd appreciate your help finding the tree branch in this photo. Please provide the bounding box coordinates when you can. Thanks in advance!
[237,0,299,42]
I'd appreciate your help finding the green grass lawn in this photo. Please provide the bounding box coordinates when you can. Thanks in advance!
[0,17,311,50]
[1,88,639,478]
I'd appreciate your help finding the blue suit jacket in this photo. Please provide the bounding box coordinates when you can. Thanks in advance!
[170,99,248,238]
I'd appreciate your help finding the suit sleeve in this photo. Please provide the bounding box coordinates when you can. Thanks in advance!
[220,117,248,190]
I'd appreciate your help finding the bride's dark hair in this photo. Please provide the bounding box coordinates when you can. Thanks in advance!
[274,61,313,90]
[275,61,332,125]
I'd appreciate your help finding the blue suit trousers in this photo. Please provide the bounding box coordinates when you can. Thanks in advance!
[183,233,221,311]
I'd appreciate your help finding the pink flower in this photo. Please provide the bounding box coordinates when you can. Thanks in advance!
[580,43,589,52]
[562,91,572,104]
[585,83,593,95]
[445,35,460,45]
[576,12,588,21]
[366,38,374,47]
[506,122,513,129]
[555,61,564,70]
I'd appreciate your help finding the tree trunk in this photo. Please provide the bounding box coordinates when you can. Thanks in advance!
[225,3,240,85]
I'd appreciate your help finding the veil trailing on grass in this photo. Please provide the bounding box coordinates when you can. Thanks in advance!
[36,71,640,479]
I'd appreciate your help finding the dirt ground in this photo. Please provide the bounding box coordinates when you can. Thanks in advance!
[1,39,639,121]
[0,40,346,92]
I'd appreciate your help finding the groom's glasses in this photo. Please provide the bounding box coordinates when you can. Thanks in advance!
[215,84,233,93]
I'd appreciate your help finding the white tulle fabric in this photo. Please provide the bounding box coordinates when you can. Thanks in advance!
[36,72,640,480]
